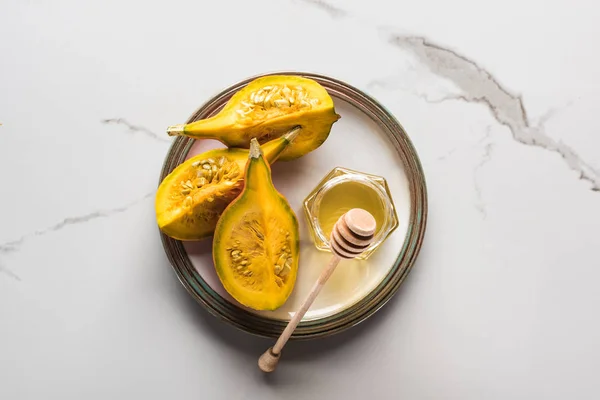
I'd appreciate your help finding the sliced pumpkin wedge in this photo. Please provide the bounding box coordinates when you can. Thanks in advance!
[212,138,299,310]
[167,75,340,160]
[155,128,299,241]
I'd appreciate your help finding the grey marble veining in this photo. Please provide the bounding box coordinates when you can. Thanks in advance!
[0,192,155,281]
[102,118,171,144]
[385,34,600,191]
[472,128,494,218]
[297,0,347,18]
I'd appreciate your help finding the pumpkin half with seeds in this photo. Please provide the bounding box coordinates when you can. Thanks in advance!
[167,75,340,160]
[213,138,299,310]
[156,128,300,241]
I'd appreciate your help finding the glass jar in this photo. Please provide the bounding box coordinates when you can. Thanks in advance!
[303,167,399,260]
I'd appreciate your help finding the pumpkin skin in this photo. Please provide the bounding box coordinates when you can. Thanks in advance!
[155,129,299,241]
[167,75,340,160]
[212,139,299,311]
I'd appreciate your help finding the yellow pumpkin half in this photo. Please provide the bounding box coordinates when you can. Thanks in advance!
[156,128,299,241]
[212,139,299,310]
[167,75,340,160]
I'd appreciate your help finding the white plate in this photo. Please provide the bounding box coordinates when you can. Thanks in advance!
[159,72,427,339]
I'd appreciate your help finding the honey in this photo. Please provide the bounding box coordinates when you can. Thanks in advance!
[317,181,386,240]
[303,167,398,259]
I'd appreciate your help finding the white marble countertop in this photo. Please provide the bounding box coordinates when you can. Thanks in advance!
[2,0,599,398]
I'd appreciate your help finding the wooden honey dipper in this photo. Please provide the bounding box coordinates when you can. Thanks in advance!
[258,208,377,373]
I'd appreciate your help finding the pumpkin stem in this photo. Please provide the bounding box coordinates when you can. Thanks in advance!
[261,126,301,163]
[249,138,262,159]
[166,124,185,136]
[282,126,302,143]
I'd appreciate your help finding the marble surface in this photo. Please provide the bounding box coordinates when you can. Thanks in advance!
[1,0,599,398]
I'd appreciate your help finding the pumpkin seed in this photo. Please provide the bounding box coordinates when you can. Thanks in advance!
[279,265,291,277]
[264,92,274,105]
[277,253,287,266]
[196,177,207,187]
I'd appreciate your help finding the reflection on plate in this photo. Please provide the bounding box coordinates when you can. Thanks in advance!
[159,72,427,339]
